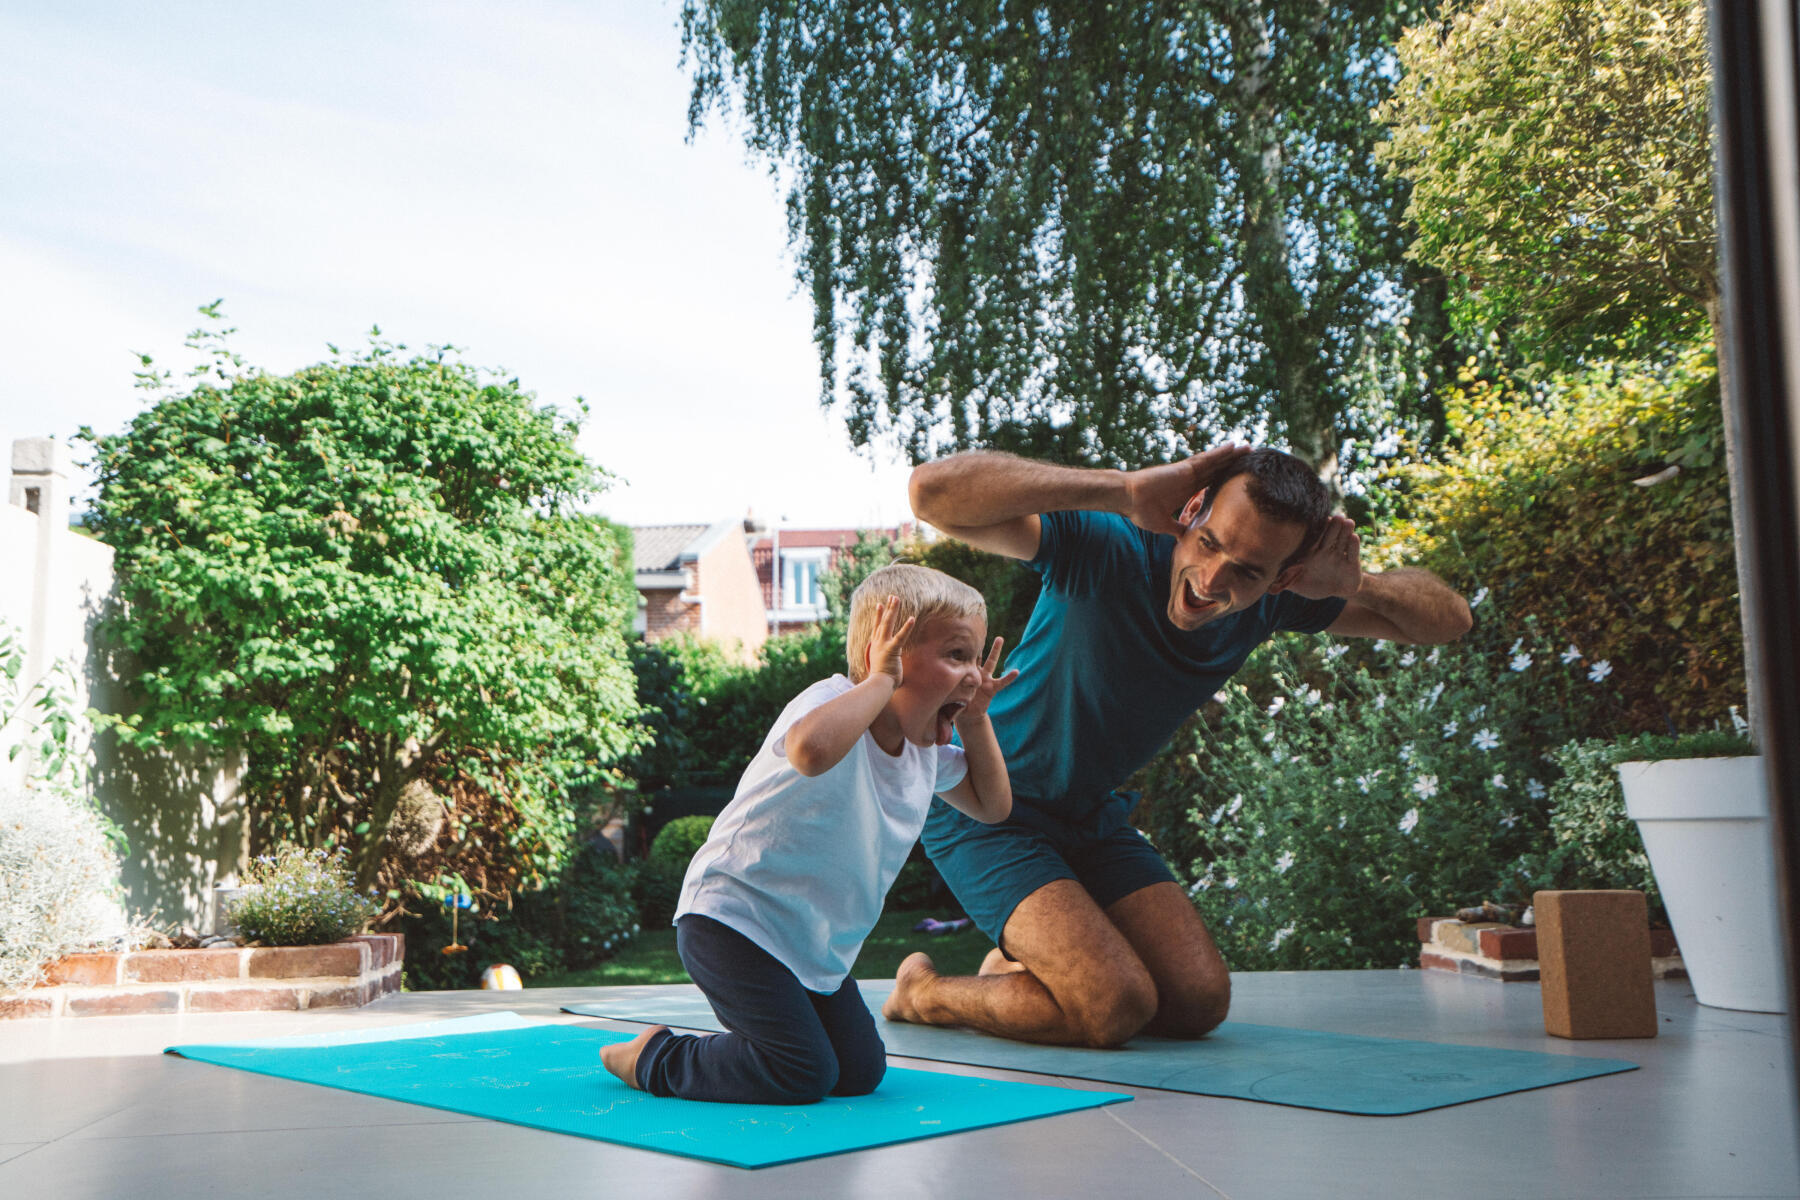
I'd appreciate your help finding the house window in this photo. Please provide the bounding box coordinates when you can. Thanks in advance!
[779,548,832,613]
[786,557,821,609]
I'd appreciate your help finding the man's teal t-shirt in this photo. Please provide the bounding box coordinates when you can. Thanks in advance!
[947,509,1345,839]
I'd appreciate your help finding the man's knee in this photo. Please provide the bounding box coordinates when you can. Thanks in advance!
[1068,971,1159,1048]
[1152,973,1231,1040]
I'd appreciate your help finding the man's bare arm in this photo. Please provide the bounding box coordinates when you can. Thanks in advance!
[909,445,1251,560]
[1327,569,1473,645]
[1277,515,1471,645]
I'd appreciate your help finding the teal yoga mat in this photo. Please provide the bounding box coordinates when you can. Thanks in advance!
[166,1013,1128,1169]
[563,985,1638,1116]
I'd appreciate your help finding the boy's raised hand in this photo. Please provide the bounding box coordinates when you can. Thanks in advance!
[957,636,1020,726]
[867,597,916,685]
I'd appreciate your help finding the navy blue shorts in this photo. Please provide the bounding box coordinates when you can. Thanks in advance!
[920,800,1176,952]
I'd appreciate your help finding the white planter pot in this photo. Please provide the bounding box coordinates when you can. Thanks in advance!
[1618,755,1787,1013]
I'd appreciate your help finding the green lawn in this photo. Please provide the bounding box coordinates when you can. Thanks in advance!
[529,908,995,989]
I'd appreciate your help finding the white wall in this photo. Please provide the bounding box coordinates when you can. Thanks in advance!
[3,437,245,929]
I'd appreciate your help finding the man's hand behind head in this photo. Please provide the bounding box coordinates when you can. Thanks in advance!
[1122,442,1251,537]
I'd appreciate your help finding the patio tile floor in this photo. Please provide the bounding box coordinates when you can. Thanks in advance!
[1,970,1794,1199]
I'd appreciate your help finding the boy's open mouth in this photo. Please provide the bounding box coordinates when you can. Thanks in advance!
[936,701,967,745]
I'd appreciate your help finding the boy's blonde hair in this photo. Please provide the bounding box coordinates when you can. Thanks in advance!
[845,564,987,682]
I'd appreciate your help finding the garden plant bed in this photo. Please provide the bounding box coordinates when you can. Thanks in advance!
[0,933,403,1019]
[1417,917,1683,982]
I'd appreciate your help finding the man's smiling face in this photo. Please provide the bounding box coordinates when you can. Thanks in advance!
[1167,475,1307,631]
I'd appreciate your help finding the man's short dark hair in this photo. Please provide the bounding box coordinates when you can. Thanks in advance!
[1206,447,1331,570]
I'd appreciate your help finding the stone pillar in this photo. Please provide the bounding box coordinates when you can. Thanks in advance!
[10,438,73,694]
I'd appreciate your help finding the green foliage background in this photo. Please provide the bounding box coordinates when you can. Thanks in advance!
[1380,347,1741,734]
[1377,0,1716,363]
[82,314,644,907]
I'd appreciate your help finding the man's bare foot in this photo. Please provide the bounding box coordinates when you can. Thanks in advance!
[883,952,939,1023]
[600,1024,666,1090]
[979,946,1029,976]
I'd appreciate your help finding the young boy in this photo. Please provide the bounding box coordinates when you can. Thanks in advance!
[600,564,1017,1104]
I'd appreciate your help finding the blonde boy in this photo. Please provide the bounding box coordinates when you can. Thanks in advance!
[601,564,1016,1104]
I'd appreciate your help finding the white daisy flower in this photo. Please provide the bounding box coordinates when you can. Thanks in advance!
[1472,728,1500,751]
[1510,653,1533,672]
[1526,778,1547,800]
[1470,586,1489,607]
[1498,811,1520,829]
[1275,850,1296,874]
[1399,806,1422,833]
[1412,775,1438,800]
[1442,719,1460,739]
[1588,660,1613,682]
[1399,650,1417,667]
[1490,773,1508,790]
[1267,695,1286,716]
[1561,643,1582,665]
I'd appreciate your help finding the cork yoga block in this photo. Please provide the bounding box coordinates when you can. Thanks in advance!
[1535,890,1658,1039]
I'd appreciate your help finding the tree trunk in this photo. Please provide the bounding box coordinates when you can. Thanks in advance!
[1227,3,1342,499]
[353,735,431,893]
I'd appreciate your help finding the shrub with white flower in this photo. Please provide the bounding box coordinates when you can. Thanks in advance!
[1131,596,1612,971]
[230,845,380,946]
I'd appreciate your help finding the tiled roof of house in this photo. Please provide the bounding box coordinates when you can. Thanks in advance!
[630,524,710,574]
[748,523,915,552]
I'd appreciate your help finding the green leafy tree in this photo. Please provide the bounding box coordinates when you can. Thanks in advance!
[1375,2,1766,728]
[82,310,643,894]
[682,0,1448,485]
[1377,0,1715,363]
[819,530,899,622]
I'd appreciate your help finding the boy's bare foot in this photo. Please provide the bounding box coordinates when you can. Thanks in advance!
[883,952,939,1023]
[979,946,1028,976]
[600,1024,666,1090]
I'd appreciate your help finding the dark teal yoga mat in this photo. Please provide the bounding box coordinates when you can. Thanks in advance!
[563,985,1638,1116]
[167,1013,1128,1169]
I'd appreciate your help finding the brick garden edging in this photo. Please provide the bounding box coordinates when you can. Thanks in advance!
[1416,917,1683,982]
[0,933,404,1019]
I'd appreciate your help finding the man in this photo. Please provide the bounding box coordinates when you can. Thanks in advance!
[883,443,1471,1048]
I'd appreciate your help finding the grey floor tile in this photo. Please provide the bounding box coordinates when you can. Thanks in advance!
[0,972,1794,1199]
[66,1054,484,1139]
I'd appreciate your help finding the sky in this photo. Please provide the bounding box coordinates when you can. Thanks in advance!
[0,1,918,531]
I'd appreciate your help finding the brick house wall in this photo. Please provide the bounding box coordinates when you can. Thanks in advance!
[631,519,767,662]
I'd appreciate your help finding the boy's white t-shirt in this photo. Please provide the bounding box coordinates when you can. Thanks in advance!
[675,674,969,992]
